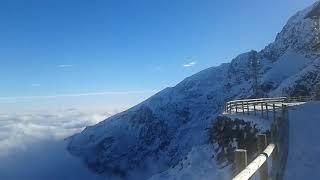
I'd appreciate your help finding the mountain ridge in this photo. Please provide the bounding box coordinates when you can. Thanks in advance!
[68,2,320,179]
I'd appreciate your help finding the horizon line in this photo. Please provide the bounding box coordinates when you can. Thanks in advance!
[0,90,159,101]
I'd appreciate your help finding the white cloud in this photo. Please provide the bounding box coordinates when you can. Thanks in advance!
[58,64,73,68]
[183,61,196,68]
[0,109,111,179]
[153,66,161,72]
[31,83,41,87]
[0,109,111,156]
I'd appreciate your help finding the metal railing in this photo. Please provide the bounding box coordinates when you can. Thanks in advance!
[233,143,276,180]
[224,96,315,180]
[224,96,315,119]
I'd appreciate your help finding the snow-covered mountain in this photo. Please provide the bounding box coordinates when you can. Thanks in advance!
[68,2,320,179]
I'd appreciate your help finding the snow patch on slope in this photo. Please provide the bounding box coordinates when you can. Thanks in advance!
[262,50,311,84]
[148,145,231,180]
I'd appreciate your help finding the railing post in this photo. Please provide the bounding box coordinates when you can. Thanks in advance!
[247,101,250,115]
[257,134,268,180]
[261,103,264,118]
[254,103,256,116]
[234,149,248,176]
[242,102,245,115]
[266,103,269,119]
[236,103,238,113]
[225,102,228,113]
[273,103,276,121]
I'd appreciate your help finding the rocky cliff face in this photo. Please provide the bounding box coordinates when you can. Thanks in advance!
[68,2,320,179]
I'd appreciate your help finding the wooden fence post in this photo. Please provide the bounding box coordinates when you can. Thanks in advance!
[242,102,245,115]
[273,104,276,121]
[224,102,228,113]
[265,103,269,119]
[226,102,228,113]
[257,134,268,180]
[234,149,248,176]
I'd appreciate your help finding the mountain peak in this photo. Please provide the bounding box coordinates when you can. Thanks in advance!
[262,2,319,60]
[305,1,320,18]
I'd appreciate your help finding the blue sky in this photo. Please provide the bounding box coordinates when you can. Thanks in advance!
[0,0,317,113]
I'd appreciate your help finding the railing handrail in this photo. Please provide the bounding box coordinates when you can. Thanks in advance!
[233,144,276,180]
[227,97,287,104]
[224,96,314,115]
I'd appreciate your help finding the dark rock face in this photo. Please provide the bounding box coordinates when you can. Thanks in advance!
[69,106,174,178]
[208,116,266,168]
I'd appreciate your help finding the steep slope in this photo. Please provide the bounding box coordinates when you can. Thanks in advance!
[68,2,320,179]
[68,65,229,179]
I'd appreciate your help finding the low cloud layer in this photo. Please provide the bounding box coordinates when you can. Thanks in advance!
[0,109,112,180]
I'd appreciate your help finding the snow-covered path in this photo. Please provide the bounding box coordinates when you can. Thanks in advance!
[227,102,305,113]
[284,102,320,179]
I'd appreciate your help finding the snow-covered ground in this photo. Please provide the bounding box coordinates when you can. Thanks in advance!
[0,110,110,180]
[224,113,273,131]
[284,101,320,179]
[148,145,231,180]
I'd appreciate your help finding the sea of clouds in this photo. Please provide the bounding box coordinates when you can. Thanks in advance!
[0,109,113,180]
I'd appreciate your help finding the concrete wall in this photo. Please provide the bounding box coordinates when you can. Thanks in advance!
[272,105,289,180]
